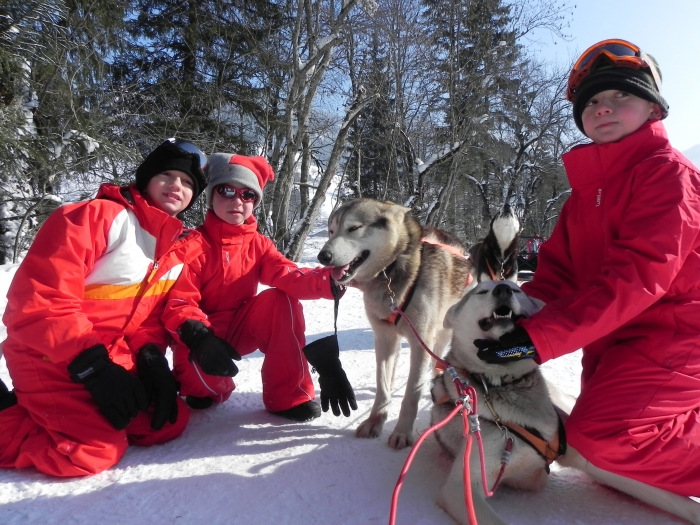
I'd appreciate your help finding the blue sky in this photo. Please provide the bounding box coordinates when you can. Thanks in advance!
[530,0,700,152]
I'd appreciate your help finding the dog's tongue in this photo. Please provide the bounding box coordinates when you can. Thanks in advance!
[331,264,350,281]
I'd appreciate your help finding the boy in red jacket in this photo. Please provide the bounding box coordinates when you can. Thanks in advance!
[163,153,356,422]
[475,40,700,522]
[0,139,207,477]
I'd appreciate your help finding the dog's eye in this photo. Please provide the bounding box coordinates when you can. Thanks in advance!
[476,290,488,294]
[348,225,361,232]
[328,230,334,237]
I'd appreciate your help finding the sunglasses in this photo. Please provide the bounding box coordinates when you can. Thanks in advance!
[163,138,208,170]
[566,39,662,102]
[215,185,257,202]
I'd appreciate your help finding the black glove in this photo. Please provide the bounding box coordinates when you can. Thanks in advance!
[136,344,179,430]
[303,338,357,417]
[68,344,148,430]
[178,319,241,377]
[474,326,539,364]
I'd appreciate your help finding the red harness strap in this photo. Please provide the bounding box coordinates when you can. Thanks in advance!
[382,239,473,324]
[485,257,501,281]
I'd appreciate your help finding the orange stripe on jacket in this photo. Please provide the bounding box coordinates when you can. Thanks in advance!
[84,279,177,300]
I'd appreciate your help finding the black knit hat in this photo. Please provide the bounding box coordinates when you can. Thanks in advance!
[135,141,207,202]
[572,56,669,133]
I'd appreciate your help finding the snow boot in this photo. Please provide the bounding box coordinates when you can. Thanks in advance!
[0,378,17,412]
[270,401,321,422]
[185,395,214,410]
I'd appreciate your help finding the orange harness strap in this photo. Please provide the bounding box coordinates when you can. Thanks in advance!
[433,366,566,465]
[502,421,563,465]
[420,238,474,288]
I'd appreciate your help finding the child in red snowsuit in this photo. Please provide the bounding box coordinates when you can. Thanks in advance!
[475,40,700,522]
[163,153,356,422]
[0,139,208,477]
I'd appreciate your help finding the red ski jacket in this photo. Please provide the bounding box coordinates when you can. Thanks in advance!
[2,184,204,370]
[522,121,700,381]
[163,210,336,335]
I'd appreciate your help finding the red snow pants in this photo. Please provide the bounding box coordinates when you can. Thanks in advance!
[0,344,189,477]
[173,288,315,412]
[566,334,700,497]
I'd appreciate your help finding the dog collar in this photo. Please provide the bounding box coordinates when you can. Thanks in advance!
[382,240,473,324]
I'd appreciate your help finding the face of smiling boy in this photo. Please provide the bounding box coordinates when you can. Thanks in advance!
[144,170,195,217]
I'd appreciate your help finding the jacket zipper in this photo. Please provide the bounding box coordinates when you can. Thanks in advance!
[147,261,159,282]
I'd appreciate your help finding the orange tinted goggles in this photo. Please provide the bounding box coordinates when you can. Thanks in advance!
[566,39,661,102]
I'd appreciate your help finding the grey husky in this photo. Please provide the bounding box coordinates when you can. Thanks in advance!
[430,280,562,525]
[431,281,700,525]
[317,198,472,449]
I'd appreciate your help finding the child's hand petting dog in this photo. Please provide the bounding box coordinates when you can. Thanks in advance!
[474,326,539,364]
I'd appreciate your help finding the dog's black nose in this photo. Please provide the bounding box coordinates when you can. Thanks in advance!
[492,283,513,297]
[318,249,332,265]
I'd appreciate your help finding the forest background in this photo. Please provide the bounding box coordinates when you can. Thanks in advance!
[0,0,599,264]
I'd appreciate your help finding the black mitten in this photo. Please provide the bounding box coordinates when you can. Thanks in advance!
[178,319,241,377]
[136,344,179,430]
[474,326,538,364]
[303,337,357,417]
[0,378,17,412]
[68,344,148,430]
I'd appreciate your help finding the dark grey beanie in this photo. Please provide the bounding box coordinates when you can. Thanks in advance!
[572,58,669,134]
[135,141,207,203]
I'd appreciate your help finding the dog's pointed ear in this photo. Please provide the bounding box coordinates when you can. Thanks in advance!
[444,302,458,329]
[385,203,411,220]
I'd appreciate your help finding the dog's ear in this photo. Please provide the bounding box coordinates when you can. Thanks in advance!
[522,296,545,316]
[388,203,411,220]
[444,302,459,329]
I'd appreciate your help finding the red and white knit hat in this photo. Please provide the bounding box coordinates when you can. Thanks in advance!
[205,153,275,208]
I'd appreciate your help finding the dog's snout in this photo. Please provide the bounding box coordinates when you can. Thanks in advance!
[492,283,513,297]
[318,249,332,265]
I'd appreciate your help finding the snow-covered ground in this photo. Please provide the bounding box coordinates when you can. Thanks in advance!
[0,194,689,525]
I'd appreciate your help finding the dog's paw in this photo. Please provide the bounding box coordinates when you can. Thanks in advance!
[388,431,414,450]
[355,416,385,439]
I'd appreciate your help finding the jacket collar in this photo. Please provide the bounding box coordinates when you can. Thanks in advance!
[202,209,258,243]
[96,183,186,258]
[562,120,670,189]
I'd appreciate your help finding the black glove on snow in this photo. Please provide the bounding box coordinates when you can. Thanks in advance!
[474,326,539,364]
[303,340,357,417]
[178,319,241,377]
[136,344,179,430]
[68,344,148,430]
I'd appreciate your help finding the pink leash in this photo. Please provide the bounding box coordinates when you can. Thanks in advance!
[387,302,510,525]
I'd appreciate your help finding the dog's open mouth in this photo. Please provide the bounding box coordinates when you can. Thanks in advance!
[331,250,370,283]
[478,306,525,331]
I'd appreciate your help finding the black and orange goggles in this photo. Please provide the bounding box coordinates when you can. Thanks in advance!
[566,39,662,102]
[164,138,208,170]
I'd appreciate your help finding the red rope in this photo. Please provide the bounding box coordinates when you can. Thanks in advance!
[389,304,450,369]
[389,403,464,525]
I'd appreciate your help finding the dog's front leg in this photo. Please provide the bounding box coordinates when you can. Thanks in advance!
[356,325,400,441]
[387,337,432,449]
[437,448,508,525]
